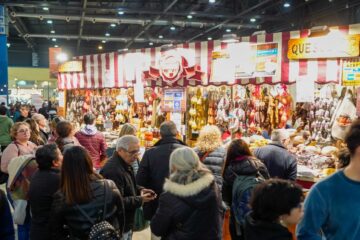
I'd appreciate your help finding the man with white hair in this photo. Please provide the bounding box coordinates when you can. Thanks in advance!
[254,129,297,180]
[100,135,156,240]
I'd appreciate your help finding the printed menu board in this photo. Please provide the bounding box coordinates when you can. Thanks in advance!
[342,59,360,86]
[162,88,186,112]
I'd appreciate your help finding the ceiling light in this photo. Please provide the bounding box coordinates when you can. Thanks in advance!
[6,43,10,48]
[221,34,239,43]
[54,45,59,48]
[226,29,231,33]
[159,35,163,39]
[187,15,193,19]
[56,53,68,62]
[110,23,116,27]
[50,30,55,34]
[170,26,176,31]
[149,42,154,46]
[207,37,212,40]
[209,0,216,3]
[52,38,56,42]
[43,7,49,11]
[47,20,53,24]
[102,40,106,43]
[98,45,103,50]
[118,11,124,15]
[283,2,291,7]
[250,18,256,22]
[105,33,110,37]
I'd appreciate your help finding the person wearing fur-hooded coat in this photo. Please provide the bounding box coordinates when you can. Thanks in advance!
[151,147,222,240]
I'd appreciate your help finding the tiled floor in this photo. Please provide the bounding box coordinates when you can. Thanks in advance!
[133,227,151,240]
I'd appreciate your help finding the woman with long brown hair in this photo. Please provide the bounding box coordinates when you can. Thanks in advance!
[55,120,81,152]
[222,139,270,240]
[24,118,45,146]
[50,146,124,239]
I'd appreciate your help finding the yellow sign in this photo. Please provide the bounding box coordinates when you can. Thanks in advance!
[288,35,360,59]
[342,59,360,86]
[211,51,230,59]
[58,60,83,73]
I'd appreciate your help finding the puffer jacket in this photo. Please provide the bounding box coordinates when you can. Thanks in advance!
[50,178,124,240]
[222,156,270,206]
[151,173,222,240]
[194,146,226,190]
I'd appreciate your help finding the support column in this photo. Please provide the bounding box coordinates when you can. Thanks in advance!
[0,5,8,104]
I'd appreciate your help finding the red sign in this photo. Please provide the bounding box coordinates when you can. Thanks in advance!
[49,47,62,78]
[144,49,204,86]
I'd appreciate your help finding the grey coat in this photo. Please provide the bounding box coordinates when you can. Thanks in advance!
[194,146,226,190]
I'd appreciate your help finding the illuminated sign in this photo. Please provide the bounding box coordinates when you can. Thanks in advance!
[288,34,360,59]
[58,60,83,73]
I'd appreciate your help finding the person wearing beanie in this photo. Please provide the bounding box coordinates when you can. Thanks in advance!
[151,147,222,240]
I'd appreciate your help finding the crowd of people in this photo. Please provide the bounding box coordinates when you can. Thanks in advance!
[0,104,360,240]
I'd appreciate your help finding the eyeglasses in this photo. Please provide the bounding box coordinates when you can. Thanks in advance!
[17,129,30,134]
[123,149,140,155]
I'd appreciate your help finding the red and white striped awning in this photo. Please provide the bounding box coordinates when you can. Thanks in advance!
[58,24,360,90]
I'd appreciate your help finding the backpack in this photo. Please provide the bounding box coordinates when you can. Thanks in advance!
[231,162,265,237]
[76,180,121,240]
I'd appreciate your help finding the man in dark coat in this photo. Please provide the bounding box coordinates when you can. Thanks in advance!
[136,121,186,222]
[254,129,297,181]
[100,135,155,240]
[28,143,62,240]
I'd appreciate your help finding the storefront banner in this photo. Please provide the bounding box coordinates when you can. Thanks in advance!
[58,60,83,73]
[211,50,235,83]
[49,47,62,78]
[143,49,204,86]
[288,34,360,59]
[342,59,360,86]
[296,76,315,103]
[211,42,279,83]
[162,88,186,112]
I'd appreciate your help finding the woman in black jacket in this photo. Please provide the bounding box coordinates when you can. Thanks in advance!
[50,146,125,239]
[244,179,304,240]
[151,147,222,240]
[222,139,270,240]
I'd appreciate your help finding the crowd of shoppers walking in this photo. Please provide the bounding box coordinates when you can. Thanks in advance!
[0,102,359,240]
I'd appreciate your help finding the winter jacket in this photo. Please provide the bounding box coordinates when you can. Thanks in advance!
[151,173,222,240]
[136,137,186,220]
[0,189,15,240]
[50,178,124,240]
[39,129,49,144]
[244,212,293,240]
[0,115,13,147]
[29,168,60,240]
[194,146,226,190]
[222,156,270,206]
[75,127,107,170]
[254,143,297,181]
[100,153,143,232]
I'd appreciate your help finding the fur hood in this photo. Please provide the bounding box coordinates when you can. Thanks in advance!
[163,173,214,197]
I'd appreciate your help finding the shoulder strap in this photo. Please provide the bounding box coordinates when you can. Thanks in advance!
[13,141,21,156]
[75,180,109,225]
[199,151,210,162]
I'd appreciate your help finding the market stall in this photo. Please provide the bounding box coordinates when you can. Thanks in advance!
[58,23,360,183]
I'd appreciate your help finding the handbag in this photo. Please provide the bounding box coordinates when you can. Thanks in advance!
[133,207,149,232]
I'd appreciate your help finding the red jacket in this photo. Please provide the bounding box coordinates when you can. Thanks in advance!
[75,131,107,169]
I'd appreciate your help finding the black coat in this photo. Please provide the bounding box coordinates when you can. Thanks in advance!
[28,168,60,240]
[50,178,124,240]
[39,129,49,144]
[136,137,186,220]
[254,143,297,181]
[100,153,143,232]
[151,173,222,240]
[244,212,293,240]
[222,156,270,206]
